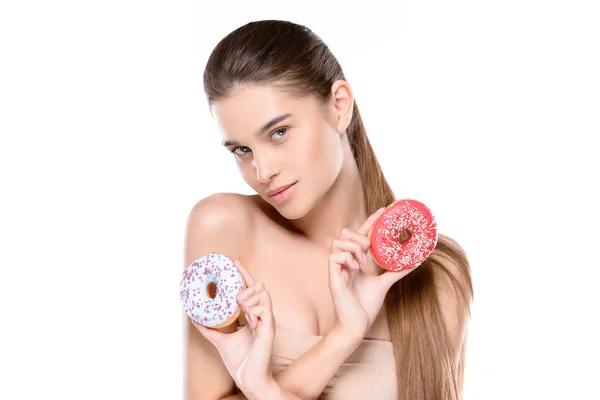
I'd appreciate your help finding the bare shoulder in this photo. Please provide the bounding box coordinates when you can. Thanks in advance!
[187,192,253,236]
[184,192,254,264]
[182,192,255,400]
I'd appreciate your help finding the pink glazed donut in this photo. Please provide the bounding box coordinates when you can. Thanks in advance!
[180,252,246,329]
[368,199,438,271]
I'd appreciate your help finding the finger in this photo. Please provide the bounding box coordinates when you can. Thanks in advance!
[191,319,224,346]
[248,304,275,334]
[329,251,360,272]
[243,289,271,309]
[239,301,255,329]
[378,268,413,290]
[257,288,274,328]
[237,281,267,328]
[357,207,386,236]
[339,228,371,251]
[247,303,276,363]
[328,250,359,293]
[328,252,359,295]
[237,281,265,302]
[234,259,255,286]
[332,239,367,267]
[240,289,271,329]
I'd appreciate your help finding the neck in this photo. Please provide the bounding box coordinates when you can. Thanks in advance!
[291,143,367,249]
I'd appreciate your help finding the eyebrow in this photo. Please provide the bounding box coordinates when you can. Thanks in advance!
[222,113,293,147]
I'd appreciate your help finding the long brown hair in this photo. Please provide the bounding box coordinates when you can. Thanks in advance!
[203,19,473,400]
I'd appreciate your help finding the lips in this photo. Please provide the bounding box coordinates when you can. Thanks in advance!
[268,181,297,204]
[267,182,296,197]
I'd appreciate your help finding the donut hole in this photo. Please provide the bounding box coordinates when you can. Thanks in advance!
[206,282,217,299]
[398,229,412,244]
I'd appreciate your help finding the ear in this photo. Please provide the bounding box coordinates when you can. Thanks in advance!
[330,80,354,134]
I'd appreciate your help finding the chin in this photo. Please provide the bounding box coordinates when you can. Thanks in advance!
[278,194,326,221]
[267,197,307,221]
[278,207,306,221]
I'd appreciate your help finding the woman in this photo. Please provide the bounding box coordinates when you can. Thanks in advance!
[184,19,473,400]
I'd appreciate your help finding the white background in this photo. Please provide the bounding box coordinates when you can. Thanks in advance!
[1,1,598,399]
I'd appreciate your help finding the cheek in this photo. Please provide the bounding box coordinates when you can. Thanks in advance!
[300,128,343,177]
[237,163,258,186]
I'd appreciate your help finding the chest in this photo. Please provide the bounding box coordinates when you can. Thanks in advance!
[244,228,390,341]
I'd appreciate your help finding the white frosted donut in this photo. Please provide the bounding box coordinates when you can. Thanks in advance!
[180,252,245,328]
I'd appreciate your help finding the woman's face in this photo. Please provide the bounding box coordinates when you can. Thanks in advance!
[212,84,346,219]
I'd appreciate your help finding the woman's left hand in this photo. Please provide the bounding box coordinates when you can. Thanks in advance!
[328,208,415,343]
[192,260,277,399]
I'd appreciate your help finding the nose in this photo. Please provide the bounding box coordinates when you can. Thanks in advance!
[253,151,279,185]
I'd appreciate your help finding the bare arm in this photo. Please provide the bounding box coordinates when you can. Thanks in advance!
[224,255,471,400]
[185,319,238,400]
[221,327,360,400]
[222,383,302,400]
[270,328,359,400]
[185,194,361,400]
[184,194,250,400]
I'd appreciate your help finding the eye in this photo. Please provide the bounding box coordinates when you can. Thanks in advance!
[271,127,288,140]
[229,127,288,157]
[231,146,251,156]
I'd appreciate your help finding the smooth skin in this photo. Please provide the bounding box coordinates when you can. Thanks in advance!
[183,80,468,399]
[193,260,293,400]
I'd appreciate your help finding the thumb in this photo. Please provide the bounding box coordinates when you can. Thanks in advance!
[192,320,224,346]
[378,268,412,291]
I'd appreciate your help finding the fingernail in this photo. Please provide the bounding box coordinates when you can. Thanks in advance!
[377,207,385,213]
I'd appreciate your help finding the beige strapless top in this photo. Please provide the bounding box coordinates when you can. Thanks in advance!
[268,326,397,400]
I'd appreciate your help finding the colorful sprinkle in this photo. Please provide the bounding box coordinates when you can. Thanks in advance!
[179,252,245,327]
[370,199,438,271]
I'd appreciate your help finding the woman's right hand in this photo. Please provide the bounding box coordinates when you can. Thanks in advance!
[192,260,278,399]
[327,207,414,343]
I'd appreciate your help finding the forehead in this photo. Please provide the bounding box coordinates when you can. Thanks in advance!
[212,85,316,139]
